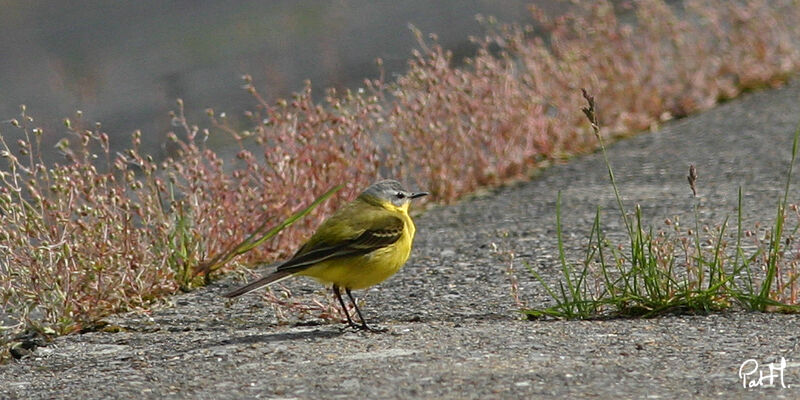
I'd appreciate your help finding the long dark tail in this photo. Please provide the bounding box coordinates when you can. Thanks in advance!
[223,270,294,298]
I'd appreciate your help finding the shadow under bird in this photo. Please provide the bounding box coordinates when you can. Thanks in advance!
[223,179,428,331]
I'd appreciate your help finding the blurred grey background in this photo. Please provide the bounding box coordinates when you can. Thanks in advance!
[0,0,560,157]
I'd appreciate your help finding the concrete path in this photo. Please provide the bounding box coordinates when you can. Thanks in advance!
[3,81,800,399]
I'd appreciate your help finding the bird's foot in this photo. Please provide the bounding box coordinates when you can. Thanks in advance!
[361,324,388,333]
[341,321,387,333]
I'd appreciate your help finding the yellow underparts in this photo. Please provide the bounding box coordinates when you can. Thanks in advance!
[297,202,416,290]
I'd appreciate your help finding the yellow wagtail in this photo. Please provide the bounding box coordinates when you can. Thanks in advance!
[224,179,428,331]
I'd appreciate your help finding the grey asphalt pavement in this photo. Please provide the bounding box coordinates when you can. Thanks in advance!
[3,81,800,399]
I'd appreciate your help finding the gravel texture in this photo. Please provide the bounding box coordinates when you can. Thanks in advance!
[3,81,800,399]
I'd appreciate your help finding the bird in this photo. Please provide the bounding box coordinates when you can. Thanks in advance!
[223,179,428,331]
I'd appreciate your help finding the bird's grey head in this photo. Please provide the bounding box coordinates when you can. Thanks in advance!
[359,179,428,207]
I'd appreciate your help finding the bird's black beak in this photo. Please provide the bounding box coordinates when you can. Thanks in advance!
[409,191,429,199]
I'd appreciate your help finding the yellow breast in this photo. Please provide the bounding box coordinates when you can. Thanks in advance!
[299,206,416,290]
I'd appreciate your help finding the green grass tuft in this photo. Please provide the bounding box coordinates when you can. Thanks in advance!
[524,91,800,320]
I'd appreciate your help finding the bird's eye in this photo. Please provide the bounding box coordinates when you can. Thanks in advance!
[395,192,406,199]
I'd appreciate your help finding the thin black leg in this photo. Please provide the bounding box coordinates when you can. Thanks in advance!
[345,288,370,330]
[333,285,359,329]
[345,288,387,332]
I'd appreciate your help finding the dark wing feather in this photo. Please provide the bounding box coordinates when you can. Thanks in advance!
[223,210,404,298]
[275,215,404,274]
